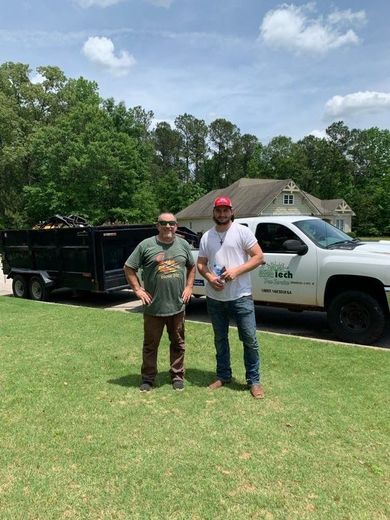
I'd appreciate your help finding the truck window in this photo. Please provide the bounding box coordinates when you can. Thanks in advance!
[255,223,301,253]
[294,218,354,248]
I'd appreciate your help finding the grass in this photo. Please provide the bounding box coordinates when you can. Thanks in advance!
[359,236,390,241]
[0,297,389,520]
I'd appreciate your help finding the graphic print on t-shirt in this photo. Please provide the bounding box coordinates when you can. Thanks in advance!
[155,252,181,278]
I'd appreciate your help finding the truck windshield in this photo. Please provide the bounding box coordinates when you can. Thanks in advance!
[294,219,356,248]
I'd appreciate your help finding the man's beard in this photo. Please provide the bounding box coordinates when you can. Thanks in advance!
[161,230,174,241]
[213,215,234,225]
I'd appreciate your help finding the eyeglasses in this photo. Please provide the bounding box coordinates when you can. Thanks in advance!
[158,220,177,226]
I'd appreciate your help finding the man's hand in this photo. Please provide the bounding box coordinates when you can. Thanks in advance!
[197,256,224,291]
[134,287,152,305]
[207,274,225,291]
[220,267,240,282]
[182,286,193,303]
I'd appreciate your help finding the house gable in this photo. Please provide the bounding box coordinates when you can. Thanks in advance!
[176,178,355,232]
[261,181,322,216]
[334,200,354,214]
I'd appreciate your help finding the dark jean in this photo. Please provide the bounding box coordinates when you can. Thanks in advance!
[206,296,260,386]
[142,312,185,384]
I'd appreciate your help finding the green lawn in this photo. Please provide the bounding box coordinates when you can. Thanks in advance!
[361,238,390,241]
[0,297,389,520]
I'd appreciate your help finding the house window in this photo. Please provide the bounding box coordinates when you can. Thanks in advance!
[283,194,294,205]
[335,219,344,230]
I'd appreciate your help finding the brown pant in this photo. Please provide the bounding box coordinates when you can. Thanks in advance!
[141,312,185,384]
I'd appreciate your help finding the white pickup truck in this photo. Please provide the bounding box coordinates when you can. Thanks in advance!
[192,216,390,345]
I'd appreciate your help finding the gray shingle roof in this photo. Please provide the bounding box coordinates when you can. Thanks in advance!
[176,178,291,219]
[176,178,355,219]
[303,192,355,215]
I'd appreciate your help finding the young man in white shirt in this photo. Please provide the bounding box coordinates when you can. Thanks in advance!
[197,197,265,399]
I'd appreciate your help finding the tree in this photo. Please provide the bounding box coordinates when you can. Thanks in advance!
[174,113,208,183]
[153,122,183,175]
[239,133,260,178]
[325,122,390,234]
[0,62,388,235]
[128,105,154,141]
[103,100,154,141]
[247,143,266,178]
[24,95,154,224]
[326,121,351,155]
[296,135,353,200]
[0,62,41,227]
[255,136,307,182]
[346,127,390,234]
[0,64,105,227]
[207,118,241,188]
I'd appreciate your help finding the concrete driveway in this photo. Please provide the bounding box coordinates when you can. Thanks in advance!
[0,273,143,312]
[0,272,11,296]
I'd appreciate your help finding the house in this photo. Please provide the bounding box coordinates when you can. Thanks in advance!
[176,178,355,233]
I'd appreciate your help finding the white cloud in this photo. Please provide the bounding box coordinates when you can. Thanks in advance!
[260,3,362,54]
[327,9,366,27]
[75,0,124,7]
[0,29,87,46]
[307,129,327,139]
[30,72,45,84]
[146,0,173,7]
[325,91,390,117]
[82,36,136,76]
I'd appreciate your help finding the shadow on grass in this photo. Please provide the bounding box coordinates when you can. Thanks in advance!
[185,368,247,392]
[108,367,247,392]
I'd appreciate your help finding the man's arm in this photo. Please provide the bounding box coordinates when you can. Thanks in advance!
[220,243,264,282]
[182,264,196,303]
[197,256,224,291]
[123,265,152,305]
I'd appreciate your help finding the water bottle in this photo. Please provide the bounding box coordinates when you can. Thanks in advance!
[213,264,226,283]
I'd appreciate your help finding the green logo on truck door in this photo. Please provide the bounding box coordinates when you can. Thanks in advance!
[258,262,293,280]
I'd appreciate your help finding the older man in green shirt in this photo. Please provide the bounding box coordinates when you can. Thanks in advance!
[124,213,196,392]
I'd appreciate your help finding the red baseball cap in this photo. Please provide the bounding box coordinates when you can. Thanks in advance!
[214,196,232,208]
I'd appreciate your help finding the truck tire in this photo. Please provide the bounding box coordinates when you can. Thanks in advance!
[327,290,385,345]
[29,276,49,301]
[12,275,29,299]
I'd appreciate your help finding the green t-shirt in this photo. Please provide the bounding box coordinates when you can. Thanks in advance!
[125,236,195,316]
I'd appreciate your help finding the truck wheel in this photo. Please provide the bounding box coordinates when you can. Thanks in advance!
[12,275,29,298]
[327,290,385,345]
[29,276,49,301]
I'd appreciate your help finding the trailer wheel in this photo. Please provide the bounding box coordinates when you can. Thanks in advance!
[12,275,29,299]
[29,276,49,301]
[327,290,385,345]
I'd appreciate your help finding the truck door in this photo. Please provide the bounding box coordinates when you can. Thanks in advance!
[254,222,318,306]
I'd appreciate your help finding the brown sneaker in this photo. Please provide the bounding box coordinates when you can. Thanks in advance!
[250,384,265,399]
[208,379,230,390]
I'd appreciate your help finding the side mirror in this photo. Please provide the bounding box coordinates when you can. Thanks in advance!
[283,239,308,256]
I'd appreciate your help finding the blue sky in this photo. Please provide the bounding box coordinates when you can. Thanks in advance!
[1,0,390,141]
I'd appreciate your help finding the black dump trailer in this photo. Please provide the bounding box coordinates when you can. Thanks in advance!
[0,223,199,301]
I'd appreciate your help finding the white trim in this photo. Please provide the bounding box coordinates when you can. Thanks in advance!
[283,194,294,205]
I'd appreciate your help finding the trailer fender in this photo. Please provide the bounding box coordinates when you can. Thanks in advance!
[9,269,55,288]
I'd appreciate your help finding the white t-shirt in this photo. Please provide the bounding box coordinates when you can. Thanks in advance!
[198,222,258,301]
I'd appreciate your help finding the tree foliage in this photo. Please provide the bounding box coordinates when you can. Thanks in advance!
[0,61,389,235]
